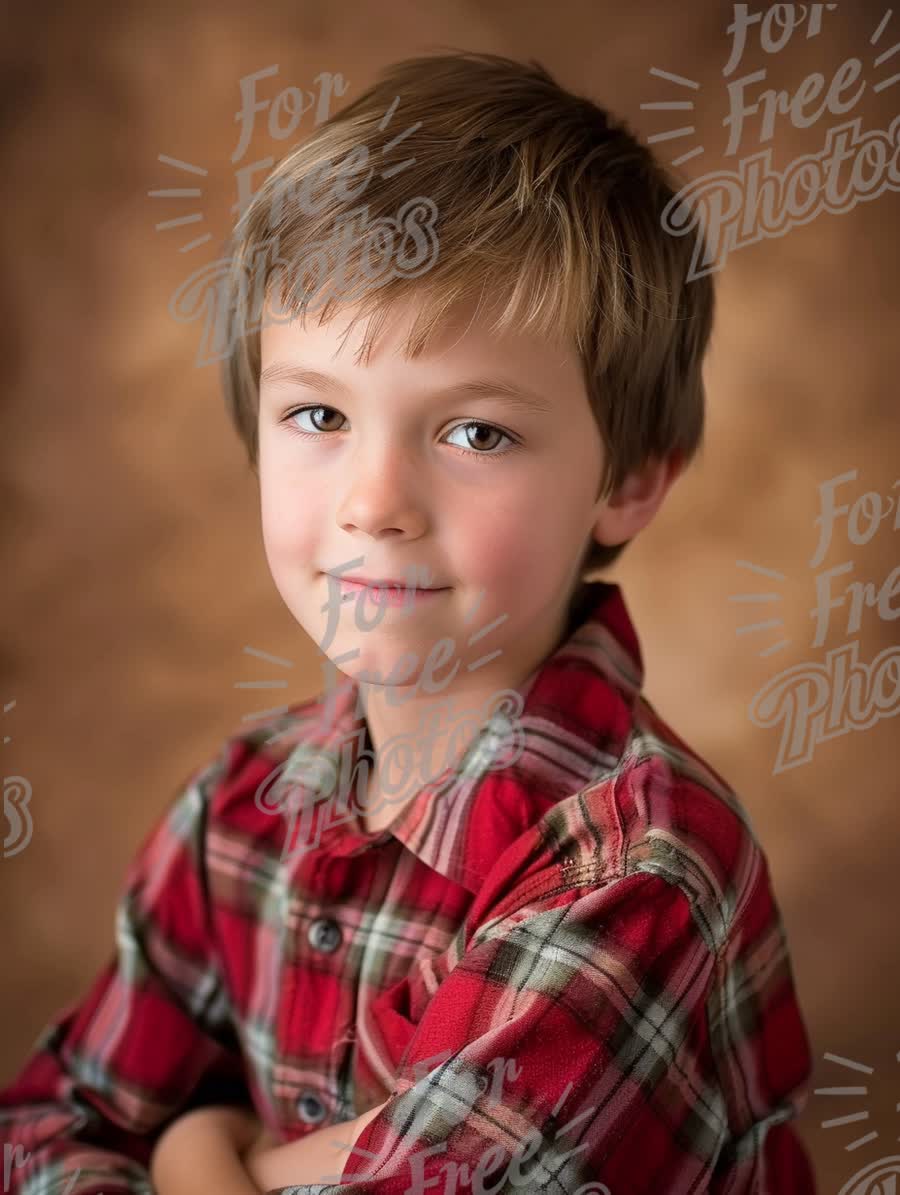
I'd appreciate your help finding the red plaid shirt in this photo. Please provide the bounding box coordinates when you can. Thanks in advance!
[0,581,816,1194]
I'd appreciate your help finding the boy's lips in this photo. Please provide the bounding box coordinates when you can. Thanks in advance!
[322,572,448,590]
[321,572,450,605]
[344,576,427,588]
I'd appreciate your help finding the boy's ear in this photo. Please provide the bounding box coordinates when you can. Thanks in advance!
[592,451,685,546]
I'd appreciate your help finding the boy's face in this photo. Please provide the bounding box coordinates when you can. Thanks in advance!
[256,293,614,697]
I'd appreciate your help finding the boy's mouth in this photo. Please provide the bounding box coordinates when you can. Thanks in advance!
[342,575,437,588]
[322,573,450,606]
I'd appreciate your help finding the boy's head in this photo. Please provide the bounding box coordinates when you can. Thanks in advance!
[220,50,715,688]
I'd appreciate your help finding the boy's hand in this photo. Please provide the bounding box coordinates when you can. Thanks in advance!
[150,1104,265,1195]
[149,1098,390,1193]
[243,1099,390,1190]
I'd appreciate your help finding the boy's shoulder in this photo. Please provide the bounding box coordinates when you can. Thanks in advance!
[454,580,775,949]
[536,689,774,959]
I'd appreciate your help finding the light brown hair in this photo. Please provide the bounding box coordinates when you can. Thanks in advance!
[220,48,715,576]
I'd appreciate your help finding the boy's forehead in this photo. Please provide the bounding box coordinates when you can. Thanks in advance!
[259,291,579,385]
[261,291,483,358]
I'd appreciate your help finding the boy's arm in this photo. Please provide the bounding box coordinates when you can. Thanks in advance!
[292,870,815,1194]
[0,750,251,1195]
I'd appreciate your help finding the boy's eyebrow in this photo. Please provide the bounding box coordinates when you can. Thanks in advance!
[258,362,555,414]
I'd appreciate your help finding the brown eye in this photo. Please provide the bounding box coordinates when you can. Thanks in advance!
[312,407,343,431]
[287,405,346,434]
[465,424,502,450]
[444,420,514,456]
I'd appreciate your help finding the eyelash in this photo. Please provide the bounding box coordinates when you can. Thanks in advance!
[279,404,521,460]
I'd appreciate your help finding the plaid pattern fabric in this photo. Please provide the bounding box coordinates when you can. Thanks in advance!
[0,580,816,1194]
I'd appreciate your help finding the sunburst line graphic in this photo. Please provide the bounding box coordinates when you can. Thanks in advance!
[379,102,421,178]
[730,560,792,657]
[150,155,213,252]
[872,9,900,92]
[642,66,703,167]
[815,1050,900,1152]
[466,609,509,672]
[823,1052,876,1075]
[462,587,485,625]
[378,96,401,129]
[157,154,208,176]
[235,646,294,722]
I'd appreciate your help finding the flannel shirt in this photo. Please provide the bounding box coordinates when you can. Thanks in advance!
[0,579,816,1194]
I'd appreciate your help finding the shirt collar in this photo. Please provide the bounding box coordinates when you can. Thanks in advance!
[276,580,644,893]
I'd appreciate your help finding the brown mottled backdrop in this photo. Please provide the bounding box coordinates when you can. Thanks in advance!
[1,2,898,1190]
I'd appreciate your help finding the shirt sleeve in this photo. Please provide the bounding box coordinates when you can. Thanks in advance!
[0,751,250,1195]
[268,870,814,1195]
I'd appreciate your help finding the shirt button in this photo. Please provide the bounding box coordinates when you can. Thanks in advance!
[297,1091,327,1124]
[308,917,342,953]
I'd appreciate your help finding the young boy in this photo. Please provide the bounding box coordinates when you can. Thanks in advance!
[0,50,816,1194]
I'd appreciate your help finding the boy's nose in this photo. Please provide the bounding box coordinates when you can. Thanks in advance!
[336,453,429,541]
